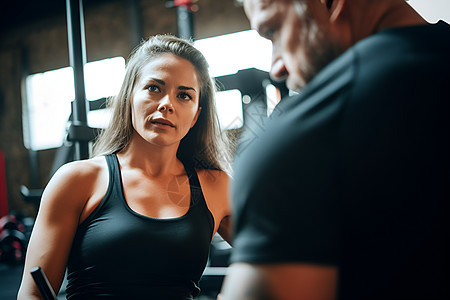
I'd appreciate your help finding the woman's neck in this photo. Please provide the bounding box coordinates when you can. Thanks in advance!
[117,136,184,177]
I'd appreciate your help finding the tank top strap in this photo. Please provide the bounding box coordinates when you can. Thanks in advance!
[105,153,120,183]
[76,154,120,227]
[184,162,203,206]
[104,153,123,198]
[183,162,215,232]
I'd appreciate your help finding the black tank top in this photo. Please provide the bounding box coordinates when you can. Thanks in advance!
[66,154,214,299]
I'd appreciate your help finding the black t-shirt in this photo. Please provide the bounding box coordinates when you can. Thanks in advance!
[231,21,450,299]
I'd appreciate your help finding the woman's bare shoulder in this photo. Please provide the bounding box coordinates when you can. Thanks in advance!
[44,156,108,200]
[196,169,230,187]
[197,169,231,237]
[54,156,106,179]
[196,169,230,208]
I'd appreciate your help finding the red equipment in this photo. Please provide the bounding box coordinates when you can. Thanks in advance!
[0,150,8,218]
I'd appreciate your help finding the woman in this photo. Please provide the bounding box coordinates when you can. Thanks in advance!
[18,35,233,299]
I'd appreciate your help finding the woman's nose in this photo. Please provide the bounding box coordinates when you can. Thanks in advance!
[158,96,174,113]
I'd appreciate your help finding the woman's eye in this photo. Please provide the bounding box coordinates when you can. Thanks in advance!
[147,85,160,92]
[178,92,192,101]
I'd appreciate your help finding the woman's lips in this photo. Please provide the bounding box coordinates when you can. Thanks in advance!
[151,118,175,128]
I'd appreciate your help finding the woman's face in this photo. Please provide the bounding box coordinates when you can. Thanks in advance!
[130,53,201,149]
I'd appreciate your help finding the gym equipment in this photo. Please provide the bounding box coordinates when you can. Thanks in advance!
[66,0,91,160]
[0,214,27,264]
[30,266,57,300]
[0,152,30,265]
[0,150,7,217]
[20,0,96,206]
[20,185,43,208]
[165,0,197,40]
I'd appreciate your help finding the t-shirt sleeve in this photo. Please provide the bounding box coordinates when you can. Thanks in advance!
[230,75,350,266]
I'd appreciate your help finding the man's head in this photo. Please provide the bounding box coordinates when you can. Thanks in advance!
[244,0,427,91]
[244,0,345,91]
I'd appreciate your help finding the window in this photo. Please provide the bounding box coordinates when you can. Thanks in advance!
[23,57,125,151]
[215,89,244,130]
[195,30,272,129]
[194,30,271,77]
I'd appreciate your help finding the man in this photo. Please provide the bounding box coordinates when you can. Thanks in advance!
[221,0,450,299]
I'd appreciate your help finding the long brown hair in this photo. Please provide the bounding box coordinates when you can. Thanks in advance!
[92,35,233,173]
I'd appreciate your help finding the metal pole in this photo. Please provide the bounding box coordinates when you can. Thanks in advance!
[20,47,41,188]
[177,5,194,40]
[166,0,195,40]
[128,0,143,49]
[66,0,89,160]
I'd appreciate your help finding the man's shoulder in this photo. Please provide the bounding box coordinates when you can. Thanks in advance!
[330,21,450,105]
[293,21,450,108]
[354,21,450,62]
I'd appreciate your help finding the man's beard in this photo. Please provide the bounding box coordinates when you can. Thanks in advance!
[292,1,343,90]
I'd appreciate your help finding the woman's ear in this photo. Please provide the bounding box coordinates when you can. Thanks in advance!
[191,106,202,128]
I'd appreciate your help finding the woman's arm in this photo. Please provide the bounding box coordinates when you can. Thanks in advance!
[17,160,101,299]
[197,169,233,245]
[218,214,232,245]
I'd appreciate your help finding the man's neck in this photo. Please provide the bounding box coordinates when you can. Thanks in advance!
[372,0,428,33]
[347,0,428,44]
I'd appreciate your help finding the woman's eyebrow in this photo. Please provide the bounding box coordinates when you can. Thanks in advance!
[179,86,197,93]
[149,78,165,85]
[147,77,196,93]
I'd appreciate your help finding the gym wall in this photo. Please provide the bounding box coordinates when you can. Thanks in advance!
[0,0,249,217]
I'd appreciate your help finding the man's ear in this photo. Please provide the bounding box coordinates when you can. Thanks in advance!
[329,0,346,23]
[326,0,333,9]
[319,0,334,9]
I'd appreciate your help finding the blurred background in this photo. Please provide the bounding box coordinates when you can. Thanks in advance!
[0,0,449,299]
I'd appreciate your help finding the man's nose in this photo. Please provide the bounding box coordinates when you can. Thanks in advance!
[270,57,289,82]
